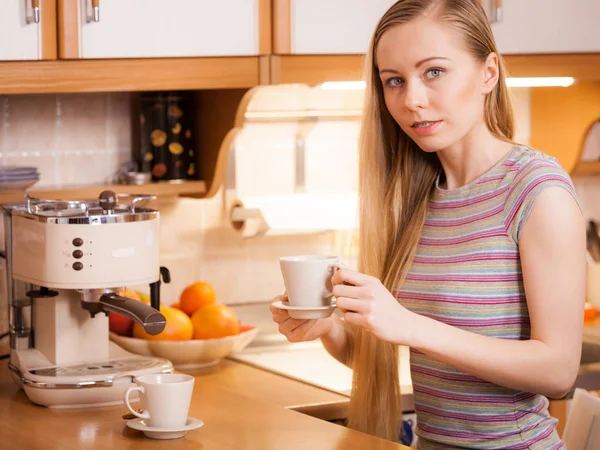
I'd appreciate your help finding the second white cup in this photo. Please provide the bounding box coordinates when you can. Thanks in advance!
[124,373,194,429]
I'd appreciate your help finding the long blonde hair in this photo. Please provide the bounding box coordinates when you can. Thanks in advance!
[348,0,515,440]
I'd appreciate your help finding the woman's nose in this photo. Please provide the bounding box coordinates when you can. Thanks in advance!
[404,80,428,111]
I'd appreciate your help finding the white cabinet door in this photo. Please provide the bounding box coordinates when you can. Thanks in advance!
[290,0,396,54]
[0,0,43,61]
[491,0,600,54]
[78,0,260,58]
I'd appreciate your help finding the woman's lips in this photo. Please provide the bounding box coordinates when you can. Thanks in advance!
[410,120,442,136]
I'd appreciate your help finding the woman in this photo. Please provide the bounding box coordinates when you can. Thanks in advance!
[271,0,585,448]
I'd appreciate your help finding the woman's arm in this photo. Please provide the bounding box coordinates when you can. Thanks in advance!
[334,186,586,398]
[321,316,355,367]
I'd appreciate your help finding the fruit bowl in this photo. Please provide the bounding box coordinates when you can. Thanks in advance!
[109,324,259,370]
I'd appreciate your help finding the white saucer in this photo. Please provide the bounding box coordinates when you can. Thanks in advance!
[126,417,204,440]
[272,300,336,319]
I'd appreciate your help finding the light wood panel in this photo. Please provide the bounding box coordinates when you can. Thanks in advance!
[0,181,207,205]
[41,0,58,59]
[573,161,600,176]
[548,399,568,437]
[273,0,291,54]
[0,57,261,94]
[194,89,250,198]
[504,54,600,81]
[258,0,272,54]
[530,81,600,174]
[270,54,366,85]
[199,360,349,408]
[57,0,80,59]
[1,53,599,94]
[258,54,270,85]
[267,53,600,86]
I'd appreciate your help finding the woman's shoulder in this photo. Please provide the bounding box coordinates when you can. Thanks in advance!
[505,145,573,188]
[503,145,579,243]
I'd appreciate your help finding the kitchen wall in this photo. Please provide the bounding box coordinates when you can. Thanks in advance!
[0,85,589,330]
[0,93,132,187]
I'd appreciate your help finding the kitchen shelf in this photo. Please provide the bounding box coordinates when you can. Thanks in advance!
[0,57,266,94]
[0,180,207,205]
[269,53,600,85]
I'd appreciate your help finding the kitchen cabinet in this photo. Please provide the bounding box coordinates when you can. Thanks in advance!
[59,0,271,59]
[275,0,600,56]
[273,0,396,55]
[489,0,600,54]
[0,0,57,61]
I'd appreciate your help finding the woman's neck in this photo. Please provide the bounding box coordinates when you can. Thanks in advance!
[436,124,514,190]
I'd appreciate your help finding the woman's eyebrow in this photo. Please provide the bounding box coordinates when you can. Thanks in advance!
[379,56,450,75]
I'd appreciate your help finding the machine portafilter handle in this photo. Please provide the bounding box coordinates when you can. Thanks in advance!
[98,293,166,335]
[150,266,171,311]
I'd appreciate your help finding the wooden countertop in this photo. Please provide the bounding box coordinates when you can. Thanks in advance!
[0,359,409,450]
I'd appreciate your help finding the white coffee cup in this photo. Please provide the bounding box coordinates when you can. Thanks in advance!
[279,255,344,308]
[124,373,194,429]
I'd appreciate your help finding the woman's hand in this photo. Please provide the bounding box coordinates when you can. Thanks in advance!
[270,293,337,342]
[332,268,414,345]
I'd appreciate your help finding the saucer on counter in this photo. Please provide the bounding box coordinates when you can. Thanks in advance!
[271,300,336,320]
[126,417,204,440]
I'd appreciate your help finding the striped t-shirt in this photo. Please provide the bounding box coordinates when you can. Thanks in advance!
[397,145,577,449]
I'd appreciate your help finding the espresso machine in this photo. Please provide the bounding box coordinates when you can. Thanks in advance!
[3,190,174,408]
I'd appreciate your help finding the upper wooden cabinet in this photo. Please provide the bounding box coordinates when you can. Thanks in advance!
[273,0,395,55]
[0,0,57,61]
[58,0,271,59]
[490,0,600,54]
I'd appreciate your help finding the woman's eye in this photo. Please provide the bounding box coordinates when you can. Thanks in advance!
[426,68,444,79]
[385,77,403,87]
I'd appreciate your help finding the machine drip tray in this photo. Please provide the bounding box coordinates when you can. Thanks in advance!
[28,356,168,378]
[9,352,173,407]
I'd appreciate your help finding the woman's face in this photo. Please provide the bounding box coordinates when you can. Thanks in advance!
[376,18,498,153]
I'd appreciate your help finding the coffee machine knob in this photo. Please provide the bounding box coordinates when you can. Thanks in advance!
[99,190,117,214]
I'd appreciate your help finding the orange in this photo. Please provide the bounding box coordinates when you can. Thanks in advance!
[133,306,193,341]
[120,288,141,302]
[179,281,216,316]
[171,302,182,310]
[239,323,255,333]
[135,291,151,304]
[191,303,240,340]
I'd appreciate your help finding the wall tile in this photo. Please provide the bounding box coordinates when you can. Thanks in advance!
[107,93,133,151]
[0,93,135,189]
[56,93,109,151]
[57,149,127,187]
[3,94,58,153]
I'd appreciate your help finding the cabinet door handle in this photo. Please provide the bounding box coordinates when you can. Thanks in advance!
[26,0,40,24]
[86,0,100,23]
[491,0,503,23]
